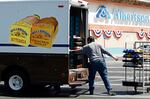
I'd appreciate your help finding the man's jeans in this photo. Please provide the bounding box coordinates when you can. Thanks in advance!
[88,60,112,92]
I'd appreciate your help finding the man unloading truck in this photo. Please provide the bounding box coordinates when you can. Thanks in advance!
[74,36,118,95]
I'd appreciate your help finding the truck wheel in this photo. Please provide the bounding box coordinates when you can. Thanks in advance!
[4,70,28,94]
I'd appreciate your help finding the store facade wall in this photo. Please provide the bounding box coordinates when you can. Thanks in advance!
[88,1,150,56]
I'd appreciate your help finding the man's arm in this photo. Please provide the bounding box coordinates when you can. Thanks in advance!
[111,56,118,61]
[70,47,83,52]
[99,45,118,61]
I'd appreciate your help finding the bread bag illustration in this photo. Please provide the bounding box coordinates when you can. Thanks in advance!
[30,17,58,48]
[10,15,40,46]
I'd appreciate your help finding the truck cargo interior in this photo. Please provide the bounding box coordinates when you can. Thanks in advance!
[69,6,88,86]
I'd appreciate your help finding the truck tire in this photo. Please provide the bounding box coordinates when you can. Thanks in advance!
[4,70,29,94]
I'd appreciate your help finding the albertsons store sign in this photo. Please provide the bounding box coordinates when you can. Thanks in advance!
[90,4,150,27]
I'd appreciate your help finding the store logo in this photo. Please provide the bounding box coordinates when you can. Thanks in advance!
[96,5,110,19]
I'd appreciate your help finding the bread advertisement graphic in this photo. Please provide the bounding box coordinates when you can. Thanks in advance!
[10,15,40,46]
[10,15,58,48]
[31,17,58,48]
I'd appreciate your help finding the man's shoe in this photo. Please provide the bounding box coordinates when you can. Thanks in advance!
[108,91,116,96]
[89,87,94,95]
[90,90,93,95]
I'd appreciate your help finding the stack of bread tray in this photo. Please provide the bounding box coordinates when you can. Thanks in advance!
[73,35,83,50]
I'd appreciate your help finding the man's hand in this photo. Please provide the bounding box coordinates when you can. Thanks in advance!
[113,57,118,61]
[70,48,82,52]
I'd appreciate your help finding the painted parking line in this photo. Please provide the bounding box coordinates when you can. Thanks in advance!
[81,94,150,99]
[94,82,122,86]
[96,75,125,78]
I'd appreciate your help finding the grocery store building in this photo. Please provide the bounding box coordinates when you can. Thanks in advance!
[85,0,150,56]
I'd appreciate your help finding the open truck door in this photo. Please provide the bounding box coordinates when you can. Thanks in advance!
[69,2,89,88]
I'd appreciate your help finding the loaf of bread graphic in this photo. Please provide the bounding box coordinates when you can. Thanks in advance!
[37,17,58,33]
[16,14,40,26]
[10,15,40,47]
[31,16,58,48]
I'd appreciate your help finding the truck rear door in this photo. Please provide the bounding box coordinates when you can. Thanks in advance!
[69,5,89,86]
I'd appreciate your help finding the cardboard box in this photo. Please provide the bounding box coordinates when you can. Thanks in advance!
[69,71,76,83]
[71,68,89,80]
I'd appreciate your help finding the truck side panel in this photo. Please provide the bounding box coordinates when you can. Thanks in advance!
[0,53,69,85]
[0,1,69,54]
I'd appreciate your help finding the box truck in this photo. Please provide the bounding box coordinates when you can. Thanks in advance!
[0,0,89,93]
